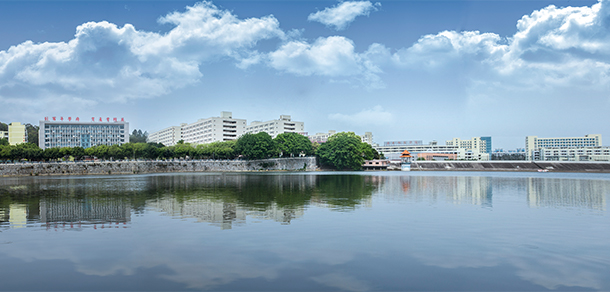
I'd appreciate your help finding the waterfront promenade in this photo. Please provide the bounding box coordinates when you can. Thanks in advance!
[0,157,317,177]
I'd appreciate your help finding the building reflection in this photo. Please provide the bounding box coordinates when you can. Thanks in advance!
[377,175,493,207]
[39,196,131,229]
[527,178,607,210]
[146,197,304,229]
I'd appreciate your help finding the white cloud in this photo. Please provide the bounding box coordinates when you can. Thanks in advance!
[383,0,610,94]
[308,1,380,31]
[268,36,384,88]
[328,105,393,126]
[0,1,283,112]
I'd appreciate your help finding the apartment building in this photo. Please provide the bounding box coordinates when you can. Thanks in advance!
[8,122,27,145]
[245,115,304,138]
[180,112,246,144]
[446,136,491,154]
[308,131,373,144]
[147,125,184,146]
[525,134,602,160]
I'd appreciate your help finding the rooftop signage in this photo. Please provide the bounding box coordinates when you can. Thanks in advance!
[44,117,125,122]
[384,140,423,146]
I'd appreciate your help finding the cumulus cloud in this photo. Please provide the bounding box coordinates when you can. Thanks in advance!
[308,1,380,31]
[383,0,610,94]
[268,36,384,88]
[328,105,393,126]
[0,1,283,109]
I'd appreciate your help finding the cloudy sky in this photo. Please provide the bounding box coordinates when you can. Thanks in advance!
[0,0,607,149]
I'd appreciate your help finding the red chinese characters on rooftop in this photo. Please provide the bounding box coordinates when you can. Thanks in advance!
[45,117,125,122]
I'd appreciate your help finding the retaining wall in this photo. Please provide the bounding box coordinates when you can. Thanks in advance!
[0,157,318,177]
[412,161,610,172]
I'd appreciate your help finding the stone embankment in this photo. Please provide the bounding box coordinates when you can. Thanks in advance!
[412,161,610,172]
[0,157,318,177]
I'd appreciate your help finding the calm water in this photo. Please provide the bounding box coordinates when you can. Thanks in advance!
[1,171,609,291]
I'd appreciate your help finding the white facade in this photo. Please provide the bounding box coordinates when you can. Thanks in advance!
[181,111,246,144]
[308,131,373,144]
[39,119,129,150]
[308,130,337,143]
[446,137,489,153]
[531,146,610,161]
[148,125,183,146]
[526,134,602,160]
[1,130,9,140]
[361,132,373,144]
[245,115,304,138]
[376,140,490,161]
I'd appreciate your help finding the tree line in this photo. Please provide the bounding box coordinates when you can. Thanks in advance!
[0,131,381,170]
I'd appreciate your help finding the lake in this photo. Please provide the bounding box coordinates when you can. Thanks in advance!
[1,171,609,291]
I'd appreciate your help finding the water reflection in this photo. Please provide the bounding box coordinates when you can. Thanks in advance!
[0,172,609,291]
[527,177,607,210]
[376,175,494,207]
[0,174,380,229]
[1,174,609,230]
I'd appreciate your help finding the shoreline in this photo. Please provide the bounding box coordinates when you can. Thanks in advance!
[0,157,318,178]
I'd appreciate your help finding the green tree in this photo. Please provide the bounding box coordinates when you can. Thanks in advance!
[274,132,314,157]
[0,138,8,146]
[108,144,123,160]
[360,142,380,160]
[0,145,10,161]
[130,129,148,143]
[59,147,72,160]
[72,147,86,161]
[25,124,39,146]
[236,133,275,160]
[0,122,8,131]
[316,132,364,170]
[44,147,61,161]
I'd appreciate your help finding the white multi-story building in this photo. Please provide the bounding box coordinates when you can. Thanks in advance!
[308,130,337,143]
[361,132,373,144]
[8,122,27,145]
[308,131,373,144]
[1,130,9,140]
[147,125,184,146]
[531,147,610,161]
[181,111,246,144]
[446,137,491,154]
[39,117,129,149]
[375,139,490,161]
[525,134,602,160]
[245,115,304,138]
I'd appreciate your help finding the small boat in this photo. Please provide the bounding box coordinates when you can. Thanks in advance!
[538,169,549,172]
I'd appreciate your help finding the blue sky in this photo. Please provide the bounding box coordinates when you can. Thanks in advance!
[0,0,607,149]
